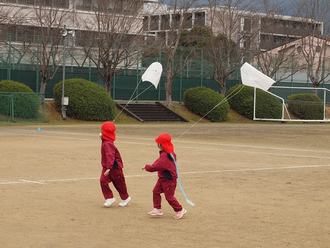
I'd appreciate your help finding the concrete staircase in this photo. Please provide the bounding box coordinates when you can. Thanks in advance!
[116,102,189,123]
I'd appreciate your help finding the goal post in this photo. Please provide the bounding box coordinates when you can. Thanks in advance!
[253,86,330,122]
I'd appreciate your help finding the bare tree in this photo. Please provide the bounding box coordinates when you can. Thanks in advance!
[253,1,304,84]
[76,0,148,96]
[153,0,199,108]
[291,0,330,90]
[0,5,27,67]
[14,0,72,95]
[0,5,24,41]
[206,0,260,96]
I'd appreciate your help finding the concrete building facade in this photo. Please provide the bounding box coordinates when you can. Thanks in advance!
[142,3,323,52]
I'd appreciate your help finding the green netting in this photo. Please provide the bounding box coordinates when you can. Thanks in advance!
[1,38,328,102]
[0,93,12,122]
[0,92,46,123]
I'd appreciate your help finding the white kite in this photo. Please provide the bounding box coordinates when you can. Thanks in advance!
[141,62,163,89]
[240,62,275,91]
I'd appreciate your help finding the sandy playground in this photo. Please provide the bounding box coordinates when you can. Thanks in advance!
[1,123,330,247]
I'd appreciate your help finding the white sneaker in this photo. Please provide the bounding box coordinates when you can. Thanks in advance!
[119,196,131,207]
[103,198,116,207]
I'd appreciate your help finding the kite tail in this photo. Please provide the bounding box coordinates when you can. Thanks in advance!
[170,153,195,206]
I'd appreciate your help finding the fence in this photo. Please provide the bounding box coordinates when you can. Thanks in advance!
[0,53,241,101]
[0,39,329,102]
[0,92,46,123]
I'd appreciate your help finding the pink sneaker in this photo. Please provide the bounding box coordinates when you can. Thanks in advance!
[174,208,187,219]
[148,208,163,216]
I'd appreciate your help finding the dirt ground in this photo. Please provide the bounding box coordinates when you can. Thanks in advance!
[1,123,330,248]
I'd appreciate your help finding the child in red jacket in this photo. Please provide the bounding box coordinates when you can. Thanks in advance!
[142,133,186,219]
[100,121,131,207]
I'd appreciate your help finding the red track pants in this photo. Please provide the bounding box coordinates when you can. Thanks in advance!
[100,167,129,200]
[152,178,182,212]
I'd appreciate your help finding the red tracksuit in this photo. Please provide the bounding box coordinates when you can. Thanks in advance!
[100,138,129,200]
[145,150,182,212]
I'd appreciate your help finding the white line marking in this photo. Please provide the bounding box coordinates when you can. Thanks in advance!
[2,129,330,154]
[20,179,46,184]
[1,164,329,185]
[7,133,330,159]
[184,164,330,174]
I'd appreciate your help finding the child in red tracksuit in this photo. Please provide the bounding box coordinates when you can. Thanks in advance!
[142,133,186,219]
[100,121,131,207]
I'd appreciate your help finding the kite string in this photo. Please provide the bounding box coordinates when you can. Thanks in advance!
[113,79,142,122]
[173,84,246,142]
[114,80,155,122]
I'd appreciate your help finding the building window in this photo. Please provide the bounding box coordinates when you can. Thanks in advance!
[173,14,181,29]
[150,16,159,31]
[143,16,149,31]
[18,0,35,4]
[76,0,92,10]
[243,39,251,49]
[37,0,69,8]
[243,18,252,32]
[194,12,205,27]
[183,13,192,29]
[161,15,170,30]
[2,0,68,7]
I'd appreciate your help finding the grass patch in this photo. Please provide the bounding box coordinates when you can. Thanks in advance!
[1,100,257,125]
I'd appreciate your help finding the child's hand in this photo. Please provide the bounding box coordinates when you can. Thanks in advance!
[104,169,110,176]
[142,165,146,170]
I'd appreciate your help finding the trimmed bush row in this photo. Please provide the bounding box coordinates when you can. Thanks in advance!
[0,80,39,119]
[183,86,230,121]
[53,78,116,121]
[288,93,323,120]
[226,84,282,120]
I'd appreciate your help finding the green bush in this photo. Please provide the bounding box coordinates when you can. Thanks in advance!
[227,84,282,120]
[288,93,323,120]
[0,80,39,119]
[53,78,116,121]
[183,86,230,121]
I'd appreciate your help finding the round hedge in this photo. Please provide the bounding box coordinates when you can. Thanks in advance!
[288,93,323,120]
[227,84,282,120]
[183,86,230,121]
[0,80,39,119]
[53,78,116,121]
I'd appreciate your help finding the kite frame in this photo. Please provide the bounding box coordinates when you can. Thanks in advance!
[253,86,330,122]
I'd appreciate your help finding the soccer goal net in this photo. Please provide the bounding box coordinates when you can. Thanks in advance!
[253,86,330,122]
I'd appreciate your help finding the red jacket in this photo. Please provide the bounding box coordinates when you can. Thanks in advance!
[145,150,178,180]
[101,139,123,170]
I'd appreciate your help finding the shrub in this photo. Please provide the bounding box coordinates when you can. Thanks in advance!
[53,78,116,121]
[183,86,230,121]
[227,84,282,120]
[288,93,323,120]
[0,80,39,119]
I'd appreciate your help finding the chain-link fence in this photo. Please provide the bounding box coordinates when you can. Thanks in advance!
[0,92,46,123]
[0,35,329,103]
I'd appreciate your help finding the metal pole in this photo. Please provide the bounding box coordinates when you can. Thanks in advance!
[8,34,11,80]
[201,48,203,87]
[62,25,67,120]
[180,46,182,104]
[324,88,326,120]
[253,87,256,120]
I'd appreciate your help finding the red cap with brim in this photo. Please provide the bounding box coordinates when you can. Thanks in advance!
[155,133,174,153]
[101,121,116,141]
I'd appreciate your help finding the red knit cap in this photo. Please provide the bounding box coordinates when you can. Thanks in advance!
[101,121,116,141]
[155,133,174,153]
